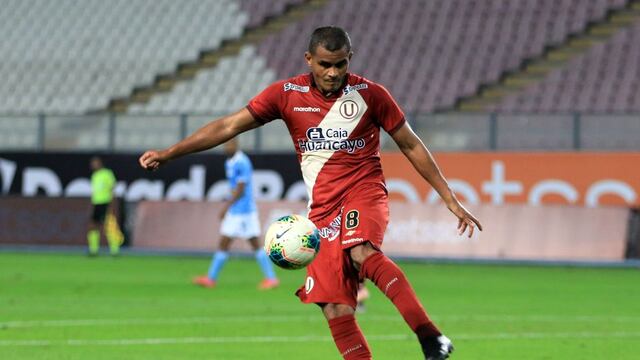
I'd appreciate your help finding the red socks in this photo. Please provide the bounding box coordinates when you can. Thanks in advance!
[360,252,441,339]
[328,314,372,360]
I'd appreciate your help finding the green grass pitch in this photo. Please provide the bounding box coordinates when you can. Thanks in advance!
[1,252,639,359]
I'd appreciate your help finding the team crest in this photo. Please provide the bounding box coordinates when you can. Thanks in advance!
[339,100,359,119]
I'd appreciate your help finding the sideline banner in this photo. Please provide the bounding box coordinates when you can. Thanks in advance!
[381,152,640,207]
[0,197,121,246]
[0,152,303,202]
[2,152,639,207]
[132,201,628,261]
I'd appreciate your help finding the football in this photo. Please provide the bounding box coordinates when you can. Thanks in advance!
[264,214,321,270]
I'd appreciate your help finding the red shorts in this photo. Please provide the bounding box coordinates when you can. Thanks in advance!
[296,184,389,308]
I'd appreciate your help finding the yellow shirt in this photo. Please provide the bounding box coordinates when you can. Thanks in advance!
[91,168,116,205]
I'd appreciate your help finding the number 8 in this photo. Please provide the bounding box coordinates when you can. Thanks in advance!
[345,210,359,229]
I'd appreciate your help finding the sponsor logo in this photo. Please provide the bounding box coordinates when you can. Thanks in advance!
[293,106,321,113]
[298,127,366,154]
[275,227,291,239]
[341,238,364,245]
[305,276,315,294]
[384,277,398,295]
[339,100,359,119]
[283,82,310,92]
[318,212,342,241]
[342,344,364,356]
[343,83,368,95]
[0,158,17,194]
[345,230,356,236]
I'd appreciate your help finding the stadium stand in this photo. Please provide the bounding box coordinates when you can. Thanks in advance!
[254,0,630,113]
[0,0,247,114]
[491,21,640,113]
[238,0,306,28]
[0,0,635,117]
[123,0,635,115]
[127,46,276,115]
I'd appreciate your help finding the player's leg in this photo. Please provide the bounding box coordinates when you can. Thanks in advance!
[194,236,232,288]
[248,236,279,290]
[355,281,370,313]
[351,243,452,359]
[321,303,371,360]
[87,204,106,256]
[341,185,452,359]
[244,211,278,289]
[295,207,372,359]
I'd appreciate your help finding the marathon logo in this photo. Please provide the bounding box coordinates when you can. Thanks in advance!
[299,127,366,154]
[343,83,368,95]
[283,82,310,93]
[293,106,321,113]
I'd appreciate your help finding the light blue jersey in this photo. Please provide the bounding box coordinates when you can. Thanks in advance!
[225,151,257,214]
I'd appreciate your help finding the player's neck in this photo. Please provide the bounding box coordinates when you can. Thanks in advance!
[310,73,347,98]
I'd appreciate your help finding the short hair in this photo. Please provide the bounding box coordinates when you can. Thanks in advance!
[308,26,351,54]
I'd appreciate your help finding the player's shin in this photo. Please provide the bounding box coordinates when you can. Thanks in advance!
[328,314,372,360]
[208,251,228,280]
[254,249,276,280]
[359,252,441,339]
[87,230,99,255]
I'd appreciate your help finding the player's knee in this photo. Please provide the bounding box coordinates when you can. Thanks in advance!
[321,303,355,320]
[219,236,232,251]
[349,242,379,270]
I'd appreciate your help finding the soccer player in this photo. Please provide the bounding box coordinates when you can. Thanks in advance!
[139,26,482,360]
[87,156,119,256]
[192,137,280,290]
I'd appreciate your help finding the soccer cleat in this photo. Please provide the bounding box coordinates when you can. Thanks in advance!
[422,335,454,360]
[192,276,216,288]
[258,278,280,290]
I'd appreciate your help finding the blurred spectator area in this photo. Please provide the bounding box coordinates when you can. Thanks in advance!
[0,0,638,152]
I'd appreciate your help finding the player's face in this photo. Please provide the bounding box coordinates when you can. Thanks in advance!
[90,158,101,171]
[224,139,238,156]
[305,45,352,95]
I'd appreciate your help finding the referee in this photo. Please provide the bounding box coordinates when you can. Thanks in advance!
[87,156,117,256]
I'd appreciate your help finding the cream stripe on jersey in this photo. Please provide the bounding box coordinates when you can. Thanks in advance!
[300,90,368,210]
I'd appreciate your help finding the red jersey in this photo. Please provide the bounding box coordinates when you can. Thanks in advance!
[247,73,405,219]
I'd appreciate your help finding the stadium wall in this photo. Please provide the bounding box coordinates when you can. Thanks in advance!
[131,200,628,262]
[1,152,638,207]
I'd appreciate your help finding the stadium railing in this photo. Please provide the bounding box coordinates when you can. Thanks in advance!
[0,112,638,153]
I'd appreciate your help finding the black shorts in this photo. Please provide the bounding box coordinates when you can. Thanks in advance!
[91,204,109,223]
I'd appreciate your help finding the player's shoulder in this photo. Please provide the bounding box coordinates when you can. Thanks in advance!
[232,151,252,165]
[279,73,313,94]
[344,73,389,98]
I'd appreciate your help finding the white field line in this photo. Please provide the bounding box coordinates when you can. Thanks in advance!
[2,314,640,329]
[1,332,640,347]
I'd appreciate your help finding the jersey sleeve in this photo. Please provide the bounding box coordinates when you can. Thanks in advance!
[246,81,283,124]
[234,159,250,184]
[372,84,406,135]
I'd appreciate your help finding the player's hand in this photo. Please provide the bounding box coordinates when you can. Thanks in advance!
[139,150,168,171]
[448,202,483,238]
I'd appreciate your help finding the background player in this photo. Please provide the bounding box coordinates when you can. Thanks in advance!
[140,26,481,360]
[193,137,279,290]
[87,156,120,256]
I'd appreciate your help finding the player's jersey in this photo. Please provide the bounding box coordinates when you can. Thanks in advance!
[91,168,116,205]
[225,151,257,214]
[247,73,405,219]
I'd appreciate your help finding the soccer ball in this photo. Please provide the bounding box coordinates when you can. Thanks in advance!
[264,214,321,270]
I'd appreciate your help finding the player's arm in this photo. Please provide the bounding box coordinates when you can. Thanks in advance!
[139,108,261,171]
[219,182,246,219]
[390,122,483,237]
